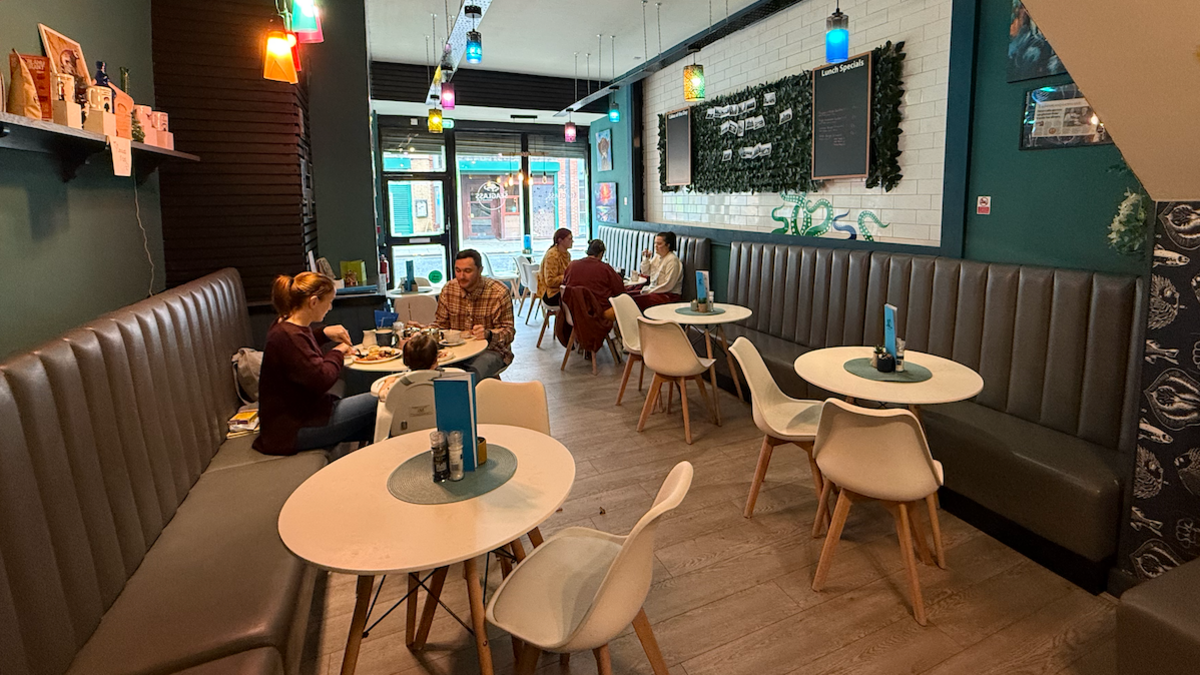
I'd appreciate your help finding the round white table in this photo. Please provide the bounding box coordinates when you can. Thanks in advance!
[793,346,984,409]
[278,424,576,675]
[345,338,487,373]
[644,302,754,425]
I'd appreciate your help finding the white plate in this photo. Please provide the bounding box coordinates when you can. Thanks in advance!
[440,339,466,347]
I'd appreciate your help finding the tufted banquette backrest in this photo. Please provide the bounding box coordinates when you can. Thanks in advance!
[0,269,251,674]
[727,242,1145,453]
[597,225,711,299]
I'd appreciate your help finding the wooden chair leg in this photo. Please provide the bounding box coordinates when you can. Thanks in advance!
[515,640,541,675]
[665,380,673,414]
[526,297,539,326]
[812,477,834,538]
[638,359,646,391]
[463,557,495,675]
[812,489,854,591]
[510,537,527,561]
[528,527,544,548]
[537,310,552,346]
[593,644,613,675]
[559,653,570,666]
[908,501,935,566]
[744,435,775,518]
[803,442,823,498]
[616,355,636,405]
[411,566,448,650]
[591,349,598,375]
[894,501,927,625]
[926,493,946,569]
[680,378,693,444]
[637,374,663,432]
[560,328,575,370]
[632,608,670,675]
[694,373,716,424]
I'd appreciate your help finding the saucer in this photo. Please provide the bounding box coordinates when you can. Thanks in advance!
[440,339,466,347]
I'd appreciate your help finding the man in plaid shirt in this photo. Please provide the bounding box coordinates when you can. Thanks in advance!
[431,249,515,379]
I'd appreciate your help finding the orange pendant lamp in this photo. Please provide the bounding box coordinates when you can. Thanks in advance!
[264,29,299,84]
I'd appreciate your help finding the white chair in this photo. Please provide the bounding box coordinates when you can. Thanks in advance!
[486,462,693,675]
[513,257,536,317]
[636,318,716,444]
[560,295,622,376]
[522,262,543,325]
[810,399,946,625]
[611,294,646,405]
[729,337,823,520]
[392,294,438,325]
[476,379,552,549]
[370,370,442,443]
[482,252,520,297]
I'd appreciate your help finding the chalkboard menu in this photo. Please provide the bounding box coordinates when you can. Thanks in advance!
[665,106,692,186]
[811,53,872,180]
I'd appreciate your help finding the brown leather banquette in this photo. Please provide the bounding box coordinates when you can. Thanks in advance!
[597,225,710,299]
[0,269,323,675]
[721,242,1145,574]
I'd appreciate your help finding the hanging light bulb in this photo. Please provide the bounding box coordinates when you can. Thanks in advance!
[608,99,621,123]
[291,0,323,42]
[826,3,850,64]
[264,29,298,84]
[566,52,579,142]
[441,81,455,109]
[428,107,443,133]
[564,121,577,142]
[683,64,705,101]
[464,5,484,63]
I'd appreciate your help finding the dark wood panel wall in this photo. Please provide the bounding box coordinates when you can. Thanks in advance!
[371,61,612,115]
[152,0,314,300]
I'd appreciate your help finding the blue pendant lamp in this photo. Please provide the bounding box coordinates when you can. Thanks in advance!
[608,97,621,123]
[464,5,483,64]
[826,3,849,64]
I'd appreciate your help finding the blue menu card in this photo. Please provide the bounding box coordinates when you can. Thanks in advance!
[434,371,479,470]
[884,303,897,358]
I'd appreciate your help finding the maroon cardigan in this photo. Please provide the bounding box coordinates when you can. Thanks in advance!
[253,321,344,455]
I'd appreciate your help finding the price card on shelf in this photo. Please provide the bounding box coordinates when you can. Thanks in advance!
[109,136,132,177]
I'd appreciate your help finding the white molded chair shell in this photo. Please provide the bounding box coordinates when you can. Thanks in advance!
[393,294,438,324]
[813,399,943,503]
[371,370,442,443]
[729,337,820,441]
[486,462,694,652]
[610,294,642,355]
[637,317,713,378]
[476,379,551,435]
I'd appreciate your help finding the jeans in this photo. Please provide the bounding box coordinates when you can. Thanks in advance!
[459,349,507,380]
[294,392,377,454]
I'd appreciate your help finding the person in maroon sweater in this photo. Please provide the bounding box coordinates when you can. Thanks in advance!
[254,272,376,456]
[563,238,626,321]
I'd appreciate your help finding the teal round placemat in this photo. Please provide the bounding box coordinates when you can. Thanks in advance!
[675,306,726,316]
[387,445,517,505]
[843,357,933,383]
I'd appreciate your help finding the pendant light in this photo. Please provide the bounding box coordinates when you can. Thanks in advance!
[263,28,298,84]
[288,31,302,72]
[464,5,483,64]
[441,81,455,109]
[565,52,578,142]
[428,107,443,133]
[291,0,323,43]
[606,35,620,122]
[684,3,710,101]
[825,2,849,64]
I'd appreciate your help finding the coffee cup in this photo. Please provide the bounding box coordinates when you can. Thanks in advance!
[375,328,395,348]
[442,329,462,344]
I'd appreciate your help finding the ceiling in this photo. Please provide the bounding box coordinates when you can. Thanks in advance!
[371,99,606,125]
[366,0,760,80]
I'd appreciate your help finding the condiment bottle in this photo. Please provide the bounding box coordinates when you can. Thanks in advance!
[430,431,449,482]
[448,430,464,481]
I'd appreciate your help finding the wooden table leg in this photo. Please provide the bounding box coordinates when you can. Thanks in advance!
[463,557,495,675]
[705,328,722,426]
[412,567,448,650]
[718,325,745,401]
[405,573,419,646]
[340,575,375,675]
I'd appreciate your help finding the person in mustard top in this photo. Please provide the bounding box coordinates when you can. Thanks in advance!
[536,227,573,307]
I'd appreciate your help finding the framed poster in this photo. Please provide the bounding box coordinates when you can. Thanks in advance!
[38,24,92,86]
[1007,1,1066,82]
[665,106,692,186]
[1021,82,1112,150]
[595,182,617,223]
[596,129,613,172]
[414,199,429,218]
[811,52,872,180]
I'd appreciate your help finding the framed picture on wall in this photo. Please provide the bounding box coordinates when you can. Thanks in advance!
[595,182,618,223]
[1020,82,1112,150]
[38,24,92,86]
[414,199,429,218]
[1007,1,1066,82]
[596,129,613,172]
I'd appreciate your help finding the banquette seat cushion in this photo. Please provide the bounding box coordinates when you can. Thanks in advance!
[597,224,710,299]
[0,269,323,675]
[721,242,1144,566]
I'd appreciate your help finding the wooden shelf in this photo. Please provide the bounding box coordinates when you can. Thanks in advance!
[0,111,199,182]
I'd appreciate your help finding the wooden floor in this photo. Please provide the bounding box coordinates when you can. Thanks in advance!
[300,313,1119,675]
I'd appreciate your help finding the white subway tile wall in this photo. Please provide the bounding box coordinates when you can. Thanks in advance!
[644,0,952,248]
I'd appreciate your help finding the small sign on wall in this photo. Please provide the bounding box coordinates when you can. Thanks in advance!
[976,196,991,215]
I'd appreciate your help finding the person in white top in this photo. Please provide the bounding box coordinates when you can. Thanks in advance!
[634,231,685,310]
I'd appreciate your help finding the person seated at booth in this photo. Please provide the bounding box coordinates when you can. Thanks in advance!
[427,249,516,380]
[564,238,625,321]
[536,227,573,307]
[633,231,684,310]
[255,272,376,456]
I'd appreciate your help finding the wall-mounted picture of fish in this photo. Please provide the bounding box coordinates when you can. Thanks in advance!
[1153,244,1190,268]
[1145,368,1200,430]
[1149,275,1183,330]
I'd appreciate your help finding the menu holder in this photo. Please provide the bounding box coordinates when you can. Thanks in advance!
[696,270,709,303]
[434,371,479,470]
[884,303,898,358]
[405,259,416,292]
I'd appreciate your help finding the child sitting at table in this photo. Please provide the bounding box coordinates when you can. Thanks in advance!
[403,333,440,371]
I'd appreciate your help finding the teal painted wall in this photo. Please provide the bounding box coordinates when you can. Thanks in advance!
[964,0,1146,276]
[0,1,164,360]
[589,86,635,231]
[309,0,377,280]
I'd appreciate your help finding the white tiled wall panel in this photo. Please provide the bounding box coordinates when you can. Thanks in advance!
[644,0,952,248]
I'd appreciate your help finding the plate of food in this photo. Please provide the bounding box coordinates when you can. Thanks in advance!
[352,345,402,364]
[437,348,452,362]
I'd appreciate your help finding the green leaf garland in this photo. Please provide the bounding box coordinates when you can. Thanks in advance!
[866,41,906,191]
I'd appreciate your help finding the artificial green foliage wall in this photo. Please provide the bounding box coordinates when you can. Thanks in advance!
[658,42,906,195]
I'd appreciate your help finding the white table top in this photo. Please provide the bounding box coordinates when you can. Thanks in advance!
[345,338,487,373]
[644,302,753,326]
[278,424,576,576]
[793,346,984,406]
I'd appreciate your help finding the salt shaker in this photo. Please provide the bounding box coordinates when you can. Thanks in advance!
[430,431,449,482]
[895,338,906,372]
[447,430,464,481]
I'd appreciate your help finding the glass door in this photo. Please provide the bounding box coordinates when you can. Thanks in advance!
[454,133,526,279]
[380,129,452,288]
